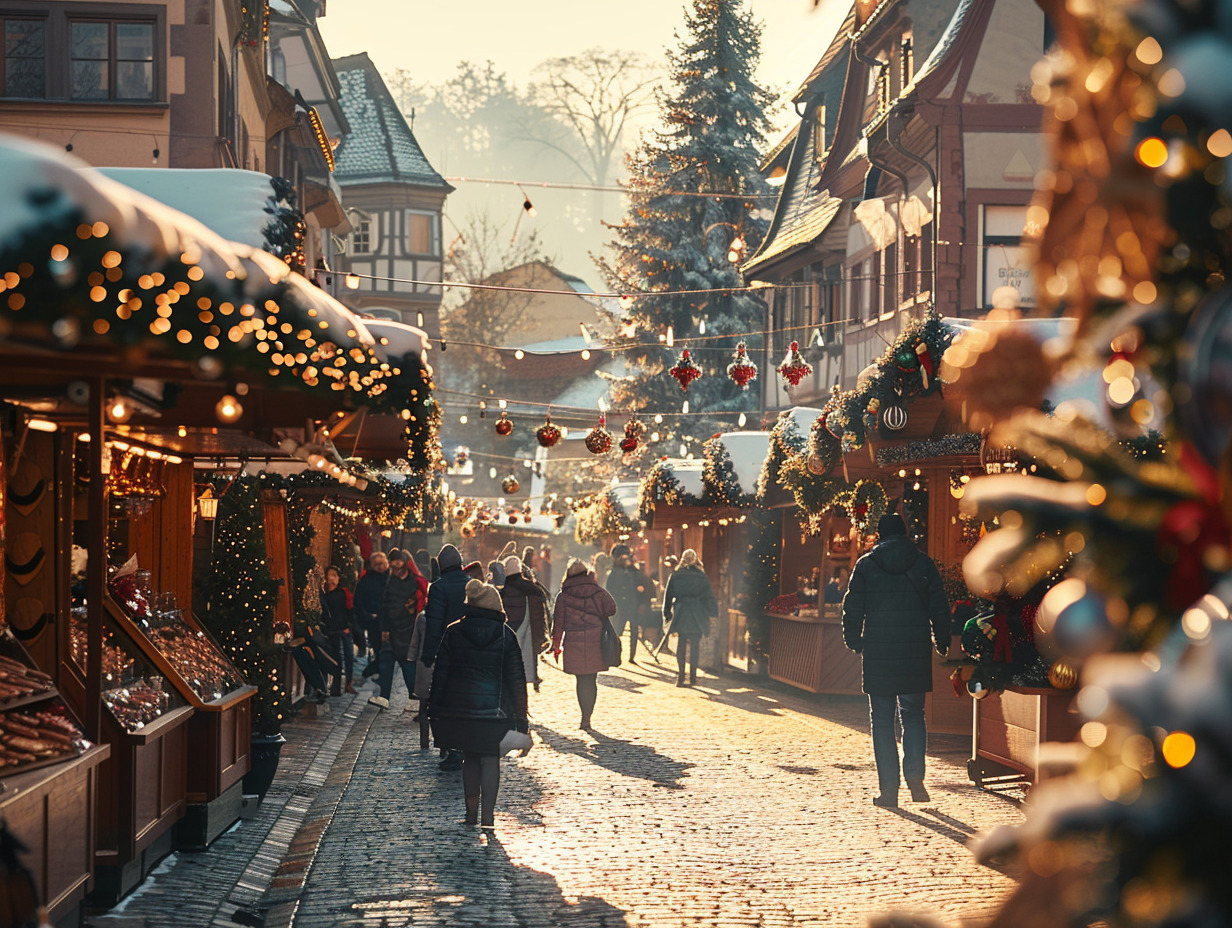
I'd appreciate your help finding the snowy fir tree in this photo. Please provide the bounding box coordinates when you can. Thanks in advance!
[598,0,775,450]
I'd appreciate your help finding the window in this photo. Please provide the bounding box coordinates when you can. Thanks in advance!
[900,37,913,89]
[351,216,371,255]
[71,20,154,100]
[982,206,1035,309]
[1,6,161,102]
[876,65,891,116]
[2,17,45,98]
[406,210,440,256]
[812,102,827,155]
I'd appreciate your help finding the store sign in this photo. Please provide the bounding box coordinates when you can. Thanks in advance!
[984,245,1036,309]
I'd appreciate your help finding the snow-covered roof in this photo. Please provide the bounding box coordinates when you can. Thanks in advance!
[783,406,824,434]
[714,431,772,496]
[609,481,641,521]
[332,53,451,189]
[364,319,428,365]
[549,356,627,410]
[663,459,704,499]
[100,168,286,251]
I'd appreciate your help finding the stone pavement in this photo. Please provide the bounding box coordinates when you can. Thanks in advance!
[91,656,1028,928]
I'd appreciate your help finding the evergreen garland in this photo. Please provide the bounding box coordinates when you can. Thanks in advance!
[198,474,285,735]
[574,490,639,546]
[636,459,701,520]
[702,435,757,506]
[756,409,814,500]
[598,0,774,443]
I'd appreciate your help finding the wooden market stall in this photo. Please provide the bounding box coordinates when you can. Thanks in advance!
[0,137,440,915]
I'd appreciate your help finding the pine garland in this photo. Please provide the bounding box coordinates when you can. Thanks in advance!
[636,458,701,520]
[702,435,757,506]
[875,433,983,466]
[756,409,814,500]
[574,490,639,545]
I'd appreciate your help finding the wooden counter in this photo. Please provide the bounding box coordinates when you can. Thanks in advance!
[968,686,1082,787]
[766,609,861,695]
[0,744,110,928]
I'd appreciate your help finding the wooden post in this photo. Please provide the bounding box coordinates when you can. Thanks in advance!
[85,377,106,742]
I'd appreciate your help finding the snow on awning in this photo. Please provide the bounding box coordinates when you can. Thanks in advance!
[0,134,433,423]
[609,481,641,521]
[704,431,771,504]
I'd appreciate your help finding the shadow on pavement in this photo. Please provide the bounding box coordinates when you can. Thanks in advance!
[534,724,693,788]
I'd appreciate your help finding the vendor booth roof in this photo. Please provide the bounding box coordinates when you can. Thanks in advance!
[609,481,641,522]
[0,135,432,421]
[706,430,771,502]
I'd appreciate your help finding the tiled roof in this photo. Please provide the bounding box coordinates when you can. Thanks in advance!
[332,53,451,190]
[793,4,858,103]
[743,116,845,276]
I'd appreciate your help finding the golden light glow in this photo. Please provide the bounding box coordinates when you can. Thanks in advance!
[1161,731,1196,768]
[1134,137,1168,168]
[1208,128,1232,158]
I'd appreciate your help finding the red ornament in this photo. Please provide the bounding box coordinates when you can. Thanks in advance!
[495,411,513,436]
[620,418,645,454]
[778,341,813,387]
[585,414,613,454]
[727,341,758,388]
[507,511,519,524]
[501,474,520,494]
[536,414,561,448]
[669,348,702,391]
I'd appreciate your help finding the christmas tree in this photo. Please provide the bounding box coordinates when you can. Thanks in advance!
[598,0,775,449]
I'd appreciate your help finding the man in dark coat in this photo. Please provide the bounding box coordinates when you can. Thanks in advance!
[843,512,950,808]
[422,543,470,770]
[605,544,654,661]
[368,549,427,709]
[354,551,389,674]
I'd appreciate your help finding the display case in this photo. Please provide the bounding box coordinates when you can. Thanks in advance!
[0,631,110,926]
[104,572,254,840]
[967,686,1083,789]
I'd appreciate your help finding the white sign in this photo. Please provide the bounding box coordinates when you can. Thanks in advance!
[983,245,1036,309]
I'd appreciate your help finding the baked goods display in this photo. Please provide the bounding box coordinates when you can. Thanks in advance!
[69,609,137,684]
[0,702,91,771]
[101,679,170,731]
[0,653,54,703]
[69,610,180,731]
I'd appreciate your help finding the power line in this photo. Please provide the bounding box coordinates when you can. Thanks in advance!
[444,175,778,200]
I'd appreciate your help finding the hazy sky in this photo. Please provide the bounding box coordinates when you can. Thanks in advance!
[318,0,850,138]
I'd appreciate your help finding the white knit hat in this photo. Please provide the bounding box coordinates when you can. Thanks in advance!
[465,579,504,613]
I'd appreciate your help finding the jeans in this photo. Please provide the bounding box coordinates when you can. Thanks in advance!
[378,641,416,700]
[868,692,927,796]
[290,644,328,694]
[327,632,354,690]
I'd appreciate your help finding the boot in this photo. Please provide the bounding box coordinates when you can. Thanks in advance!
[689,668,698,686]
[675,672,686,687]
[464,795,480,826]
[907,780,931,803]
[345,681,357,695]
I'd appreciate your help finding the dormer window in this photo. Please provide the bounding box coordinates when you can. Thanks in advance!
[813,102,827,155]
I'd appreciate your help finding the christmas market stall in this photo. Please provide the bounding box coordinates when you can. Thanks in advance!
[0,135,438,908]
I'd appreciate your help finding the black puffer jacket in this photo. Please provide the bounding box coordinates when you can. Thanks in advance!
[662,565,717,638]
[422,565,468,666]
[428,606,528,726]
[379,570,425,661]
[606,564,653,627]
[842,536,950,695]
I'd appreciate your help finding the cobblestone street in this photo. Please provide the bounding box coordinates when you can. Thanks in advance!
[302,659,1024,928]
[93,657,1026,928]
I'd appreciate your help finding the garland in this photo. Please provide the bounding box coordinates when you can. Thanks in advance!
[757,409,814,500]
[840,479,888,533]
[702,435,757,507]
[810,312,954,457]
[574,490,639,545]
[636,459,700,520]
[875,433,983,466]
[737,508,780,657]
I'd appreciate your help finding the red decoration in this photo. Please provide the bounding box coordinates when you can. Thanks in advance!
[915,341,934,388]
[495,412,513,436]
[585,414,613,454]
[536,414,561,448]
[778,341,813,387]
[501,474,520,494]
[508,511,519,524]
[620,418,645,454]
[669,348,701,391]
[727,341,758,388]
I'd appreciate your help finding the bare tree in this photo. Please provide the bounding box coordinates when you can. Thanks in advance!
[528,48,659,187]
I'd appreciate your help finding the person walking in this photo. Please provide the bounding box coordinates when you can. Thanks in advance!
[605,544,653,662]
[500,555,549,693]
[842,512,950,808]
[320,565,356,696]
[368,549,428,710]
[423,543,470,770]
[354,551,389,675]
[551,558,617,731]
[661,549,717,687]
[428,579,529,829]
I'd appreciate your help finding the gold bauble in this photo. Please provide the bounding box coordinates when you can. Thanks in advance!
[807,452,826,475]
[1048,660,1079,689]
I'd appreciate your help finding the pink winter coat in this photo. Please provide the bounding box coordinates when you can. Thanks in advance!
[551,571,617,675]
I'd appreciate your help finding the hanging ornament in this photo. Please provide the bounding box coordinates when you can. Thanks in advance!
[778,341,813,387]
[881,398,908,432]
[585,414,613,454]
[669,348,702,391]
[620,418,645,454]
[536,414,561,448]
[453,446,470,467]
[507,511,519,524]
[863,397,881,433]
[501,474,520,495]
[494,411,513,436]
[1048,660,1079,690]
[727,341,758,388]
[841,430,863,453]
[806,452,828,475]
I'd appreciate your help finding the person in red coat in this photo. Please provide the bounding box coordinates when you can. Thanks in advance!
[551,558,616,731]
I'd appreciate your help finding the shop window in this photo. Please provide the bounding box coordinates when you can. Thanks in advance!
[982,205,1035,309]
[70,20,155,101]
[2,17,45,98]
